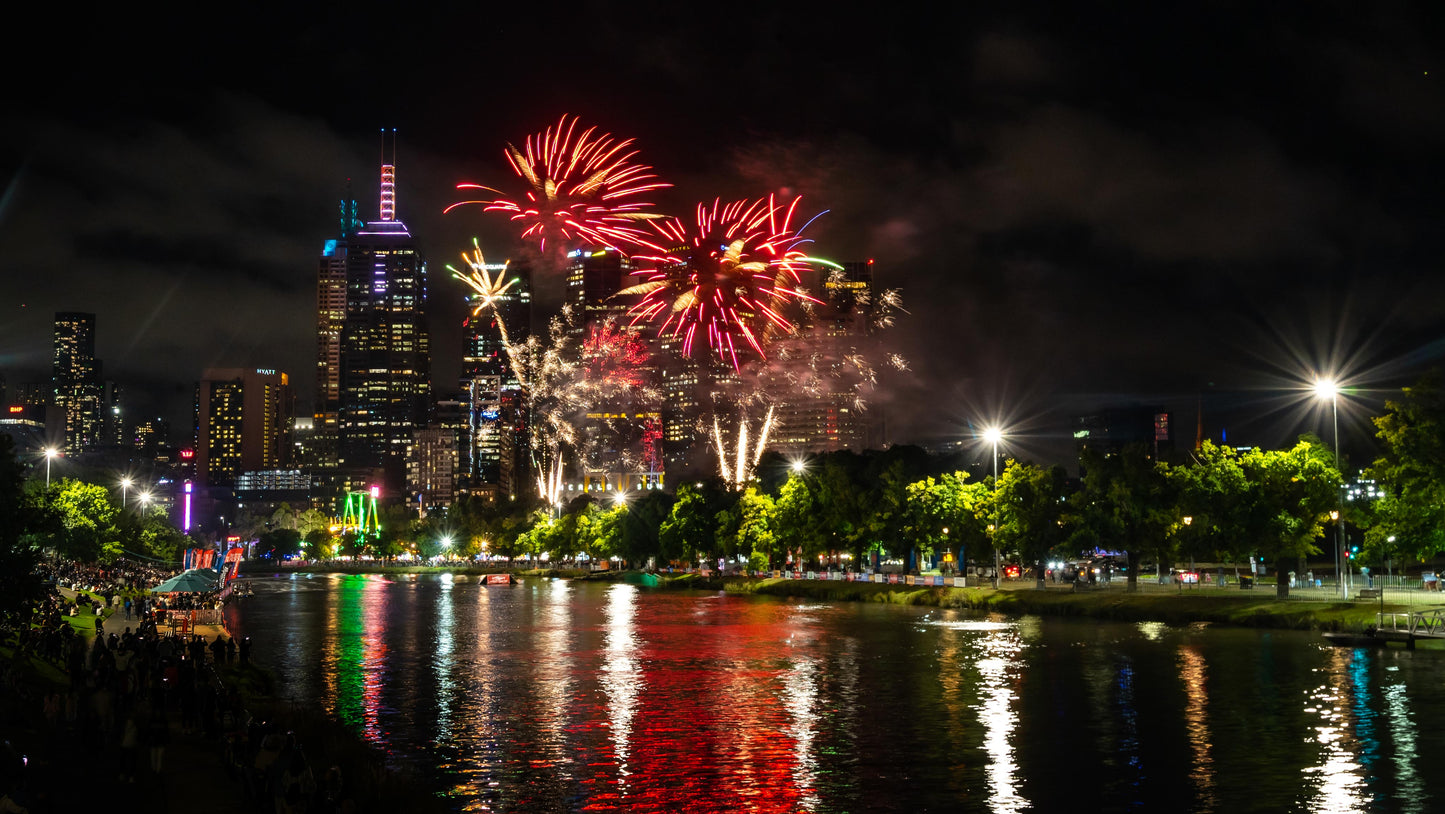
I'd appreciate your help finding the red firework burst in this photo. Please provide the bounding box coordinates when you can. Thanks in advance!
[582,320,650,391]
[620,195,820,369]
[445,115,670,252]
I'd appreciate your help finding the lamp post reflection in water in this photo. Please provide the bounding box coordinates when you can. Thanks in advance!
[602,584,641,783]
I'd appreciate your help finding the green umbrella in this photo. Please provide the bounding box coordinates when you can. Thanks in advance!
[150,568,221,593]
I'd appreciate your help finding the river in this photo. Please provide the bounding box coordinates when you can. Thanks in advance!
[226,572,1445,813]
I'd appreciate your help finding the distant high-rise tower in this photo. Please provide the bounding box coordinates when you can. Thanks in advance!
[772,260,878,454]
[338,133,431,491]
[195,368,293,487]
[462,261,531,385]
[565,248,635,332]
[461,261,530,493]
[52,312,101,454]
[315,191,364,470]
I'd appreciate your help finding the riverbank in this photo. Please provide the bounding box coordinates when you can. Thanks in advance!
[717,576,1433,633]
[239,562,1433,634]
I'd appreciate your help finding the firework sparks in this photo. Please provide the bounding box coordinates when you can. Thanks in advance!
[448,238,518,345]
[619,195,822,369]
[581,319,651,394]
[446,115,670,252]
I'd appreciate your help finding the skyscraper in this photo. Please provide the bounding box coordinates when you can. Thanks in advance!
[337,141,431,491]
[461,260,530,495]
[52,312,101,454]
[565,248,635,331]
[772,261,880,454]
[195,368,293,487]
[314,195,362,469]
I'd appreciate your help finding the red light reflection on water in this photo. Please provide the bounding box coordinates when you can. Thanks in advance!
[571,591,810,812]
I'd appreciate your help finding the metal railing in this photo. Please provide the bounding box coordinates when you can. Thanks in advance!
[1376,608,1445,637]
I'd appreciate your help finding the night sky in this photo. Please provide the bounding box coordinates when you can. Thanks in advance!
[2,3,1442,468]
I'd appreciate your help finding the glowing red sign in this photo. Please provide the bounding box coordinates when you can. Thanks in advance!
[179,449,195,460]
[6,406,21,413]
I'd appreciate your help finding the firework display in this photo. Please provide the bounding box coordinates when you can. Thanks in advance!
[447,120,907,494]
[619,196,821,370]
[449,238,519,347]
[446,115,670,253]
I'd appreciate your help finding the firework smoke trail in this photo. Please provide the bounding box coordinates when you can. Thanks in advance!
[446,115,670,253]
[619,195,822,369]
[450,240,587,504]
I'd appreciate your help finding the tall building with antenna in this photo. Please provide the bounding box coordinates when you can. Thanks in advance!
[337,130,431,493]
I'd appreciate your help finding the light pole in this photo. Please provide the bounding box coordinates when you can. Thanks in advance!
[1314,379,1346,599]
[984,426,1004,590]
[44,447,58,488]
[121,477,133,509]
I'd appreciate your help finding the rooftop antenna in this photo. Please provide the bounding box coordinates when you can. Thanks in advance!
[379,128,397,222]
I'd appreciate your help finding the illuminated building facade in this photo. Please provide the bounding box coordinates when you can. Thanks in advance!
[338,152,431,490]
[565,248,635,330]
[195,367,294,487]
[407,425,458,515]
[52,312,102,454]
[772,261,878,454]
[314,197,362,470]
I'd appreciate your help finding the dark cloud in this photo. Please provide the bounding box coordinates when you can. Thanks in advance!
[2,2,1443,465]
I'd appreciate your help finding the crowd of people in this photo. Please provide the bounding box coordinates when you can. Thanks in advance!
[1,558,368,813]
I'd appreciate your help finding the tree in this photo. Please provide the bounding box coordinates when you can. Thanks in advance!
[903,472,989,576]
[0,437,48,624]
[1173,441,1252,578]
[991,461,1070,589]
[1239,438,1339,598]
[51,478,120,561]
[658,484,730,565]
[773,476,827,567]
[616,490,674,567]
[715,487,777,565]
[1366,372,1445,563]
[1073,445,1179,592]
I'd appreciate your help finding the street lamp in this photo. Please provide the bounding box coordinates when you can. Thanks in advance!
[1315,378,1346,599]
[43,447,58,487]
[121,477,133,509]
[983,426,1005,589]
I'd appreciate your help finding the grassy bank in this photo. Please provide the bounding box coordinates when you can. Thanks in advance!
[235,563,1415,633]
[720,577,1408,633]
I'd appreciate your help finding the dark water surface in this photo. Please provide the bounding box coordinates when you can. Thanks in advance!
[227,573,1445,813]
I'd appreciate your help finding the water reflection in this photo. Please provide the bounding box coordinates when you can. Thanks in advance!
[1384,681,1424,813]
[976,621,1027,814]
[602,584,640,783]
[1177,645,1216,810]
[783,608,821,811]
[232,576,1445,813]
[435,573,455,739]
[1303,647,1368,813]
[536,579,573,776]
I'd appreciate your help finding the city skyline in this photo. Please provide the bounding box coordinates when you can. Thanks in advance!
[2,4,1443,467]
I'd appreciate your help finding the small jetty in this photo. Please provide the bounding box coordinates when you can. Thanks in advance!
[1325,608,1445,649]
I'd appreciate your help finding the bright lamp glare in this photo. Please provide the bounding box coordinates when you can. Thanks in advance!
[983,427,1004,444]
[1314,379,1339,400]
